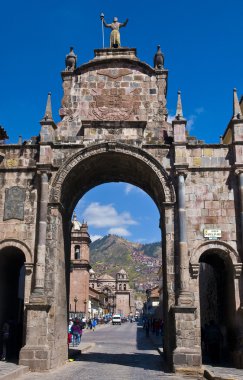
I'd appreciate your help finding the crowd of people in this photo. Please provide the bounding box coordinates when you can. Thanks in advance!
[142,317,164,338]
[68,318,98,346]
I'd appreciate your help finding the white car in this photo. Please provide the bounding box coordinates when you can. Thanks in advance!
[112,315,122,325]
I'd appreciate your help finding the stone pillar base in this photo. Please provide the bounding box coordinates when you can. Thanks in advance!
[19,345,51,371]
[173,348,202,374]
[177,290,194,307]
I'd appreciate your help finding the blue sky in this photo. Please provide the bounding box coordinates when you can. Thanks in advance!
[75,184,161,243]
[1,0,242,243]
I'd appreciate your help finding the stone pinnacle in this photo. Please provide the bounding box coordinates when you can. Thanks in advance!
[233,88,242,120]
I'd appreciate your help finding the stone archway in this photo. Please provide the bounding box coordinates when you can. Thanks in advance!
[50,142,175,211]
[0,241,31,361]
[190,241,241,365]
[20,141,176,371]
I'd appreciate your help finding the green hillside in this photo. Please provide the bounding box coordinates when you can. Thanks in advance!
[90,235,162,292]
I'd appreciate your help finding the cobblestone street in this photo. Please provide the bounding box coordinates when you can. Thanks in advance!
[17,322,183,380]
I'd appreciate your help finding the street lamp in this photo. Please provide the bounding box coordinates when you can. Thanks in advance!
[74,296,78,316]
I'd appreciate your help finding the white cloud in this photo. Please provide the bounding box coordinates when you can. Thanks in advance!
[187,107,205,132]
[90,235,102,242]
[167,108,204,132]
[124,184,145,196]
[108,227,131,237]
[167,114,174,123]
[82,202,138,228]
[125,184,133,194]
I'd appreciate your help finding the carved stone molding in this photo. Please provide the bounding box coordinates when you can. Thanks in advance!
[25,263,34,276]
[0,239,32,263]
[190,240,240,279]
[190,263,200,279]
[50,142,175,205]
[234,263,243,279]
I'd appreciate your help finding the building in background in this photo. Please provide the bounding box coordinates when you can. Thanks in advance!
[70,214,134,318]
[90,268,134,316]
[69,214,91,319]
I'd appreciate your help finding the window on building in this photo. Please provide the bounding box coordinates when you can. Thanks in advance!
[75,245,80,259]
[124,284,126,290]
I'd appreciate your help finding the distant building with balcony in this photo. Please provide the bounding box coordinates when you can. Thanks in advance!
[90,268,133,316]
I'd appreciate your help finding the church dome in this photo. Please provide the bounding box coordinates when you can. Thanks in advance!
[71,212,82,231]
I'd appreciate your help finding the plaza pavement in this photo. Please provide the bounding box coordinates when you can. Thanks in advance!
[1,322,243,380]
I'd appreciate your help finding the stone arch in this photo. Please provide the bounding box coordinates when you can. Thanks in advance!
[49,141,175,214]
[190,240,242,279]
[0,239,32,263]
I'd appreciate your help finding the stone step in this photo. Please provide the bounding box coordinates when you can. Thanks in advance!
[0,362,29,380]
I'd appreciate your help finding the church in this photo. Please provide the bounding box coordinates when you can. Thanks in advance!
[69,214,134,318]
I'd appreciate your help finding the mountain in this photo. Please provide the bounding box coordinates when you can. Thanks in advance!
[90,235,162,292]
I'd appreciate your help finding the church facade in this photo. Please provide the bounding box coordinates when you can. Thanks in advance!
[90,268,133,317]
[0,37,242,372]
[69,214,133,318]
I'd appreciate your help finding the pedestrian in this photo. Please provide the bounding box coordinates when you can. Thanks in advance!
[1,321,10,361]
[91,319,97,331]
[71,319,82,346]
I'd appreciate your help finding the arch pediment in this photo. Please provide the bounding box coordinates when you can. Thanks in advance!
[190,240,242,279]
[0,239,32,263]
[74,56,158,77]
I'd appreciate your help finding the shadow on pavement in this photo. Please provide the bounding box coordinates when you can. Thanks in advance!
[79,351,163,372]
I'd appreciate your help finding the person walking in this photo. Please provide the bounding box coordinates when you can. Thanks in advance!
[91,319,97,331]
[71,319,82,346]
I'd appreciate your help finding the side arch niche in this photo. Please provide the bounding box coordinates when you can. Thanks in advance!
[190,240,242,279]
[0,239,33,362]
[190,240,242,366]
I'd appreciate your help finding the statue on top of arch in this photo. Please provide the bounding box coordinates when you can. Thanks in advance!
[100,14,128,48]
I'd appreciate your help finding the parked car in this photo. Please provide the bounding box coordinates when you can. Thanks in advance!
[112,314,122,325]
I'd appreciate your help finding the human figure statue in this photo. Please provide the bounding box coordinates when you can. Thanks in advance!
[100,14,128,48]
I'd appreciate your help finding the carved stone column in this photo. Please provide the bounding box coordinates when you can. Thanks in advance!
[171,173,200,372]
[239,171,243,255]
[177,173,194,306]
[33,171,49,294]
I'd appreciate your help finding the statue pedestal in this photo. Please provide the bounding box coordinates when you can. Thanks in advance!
[94,47,137,59]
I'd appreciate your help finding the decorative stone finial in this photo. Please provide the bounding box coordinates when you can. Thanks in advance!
[233,88,242,120]
[175,90,184,120]
[41,92,53,122]
[154,45,164,69]
[65,47,77,71]
[73,212,77,221]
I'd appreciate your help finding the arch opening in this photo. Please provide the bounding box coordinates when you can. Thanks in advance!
[199,249,236,366]
[47,144,175,368]
[69,181,162,320]
[0,247,26,362]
